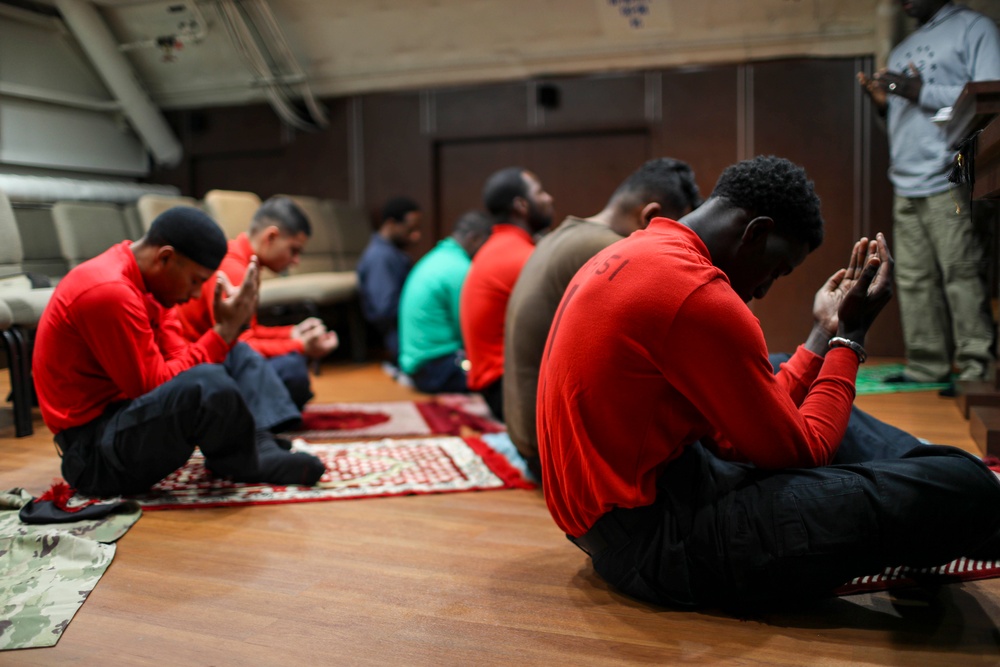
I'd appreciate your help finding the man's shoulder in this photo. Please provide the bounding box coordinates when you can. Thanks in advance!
[51,268,140,324]
[538,220,620,260]
[476,228,534,265]
[414,243,468,275]
[359,235,408,268]
[55,247,137,301]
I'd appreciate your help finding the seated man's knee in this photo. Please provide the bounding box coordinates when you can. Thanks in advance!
[223,341,262,373]
[171,363,244,410]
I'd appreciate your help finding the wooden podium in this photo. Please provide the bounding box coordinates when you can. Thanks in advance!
[947,81,1000,455]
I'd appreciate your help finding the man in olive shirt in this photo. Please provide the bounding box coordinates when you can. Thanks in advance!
[504,158,702,475]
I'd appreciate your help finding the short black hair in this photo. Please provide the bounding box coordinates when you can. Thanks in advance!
[451,210,493,239]
[251,197,312,237]
[711,155,824,250]
[146,206,228,269]
[482,167,529,220]
[382,196,421,224]
[611,158,703,218]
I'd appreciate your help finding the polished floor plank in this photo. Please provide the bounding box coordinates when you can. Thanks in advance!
[1,360,998,666]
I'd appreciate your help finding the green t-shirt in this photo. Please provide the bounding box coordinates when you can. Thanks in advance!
[398,237,471,374]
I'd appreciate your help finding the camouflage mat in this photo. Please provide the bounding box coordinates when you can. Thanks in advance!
[856,363,951,395]
[0,489,141,650]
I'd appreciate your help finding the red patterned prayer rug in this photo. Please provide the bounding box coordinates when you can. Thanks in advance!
[125,436,534,510]
[299,410,391,431]
[416,399,504,436]
[294,401,432,439]
[292,395,504,440]
[835,558,1000,596]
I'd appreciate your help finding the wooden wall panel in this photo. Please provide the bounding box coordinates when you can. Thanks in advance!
[863,85,906,357]
[749,58,898,354]
[434,83,529,139]
[534,74,648,132]
[147,56,907,357]
[360,92,436,257]
[655,66,741,196]
[436,131,650,238]
[150,99,352,202]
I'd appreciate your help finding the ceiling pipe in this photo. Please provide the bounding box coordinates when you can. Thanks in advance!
[53,0,183,168]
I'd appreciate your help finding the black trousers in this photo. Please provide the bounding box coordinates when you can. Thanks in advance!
[480,377,504,422]
[575,437,1000,610]
[57,343,301,497]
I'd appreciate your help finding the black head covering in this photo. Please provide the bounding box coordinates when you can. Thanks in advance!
[146,206,228,270]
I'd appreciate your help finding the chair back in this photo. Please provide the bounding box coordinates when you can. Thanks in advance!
[51,201,131,268]
[136,194,200,234]
[203,190,261,240]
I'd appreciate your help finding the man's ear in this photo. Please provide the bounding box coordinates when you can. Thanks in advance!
[740,216,775,247]
[258,224,280,243]
[154,245,176,267]
[511,196,529,218]
[640,202,662,225]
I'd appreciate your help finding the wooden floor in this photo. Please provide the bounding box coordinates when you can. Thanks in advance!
[2,360,999,666]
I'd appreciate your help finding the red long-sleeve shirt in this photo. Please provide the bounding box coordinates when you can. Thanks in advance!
[176,233,303,358]
[33,241,231,434]
[459,224,535,390]
[537,219,859,537]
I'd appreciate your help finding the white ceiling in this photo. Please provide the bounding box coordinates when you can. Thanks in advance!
[30,0,898,110]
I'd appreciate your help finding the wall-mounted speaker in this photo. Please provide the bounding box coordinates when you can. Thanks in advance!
[537,83,560,110]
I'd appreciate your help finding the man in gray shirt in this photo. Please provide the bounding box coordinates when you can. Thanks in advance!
[503,158,701,476]
[858,0,1000,385]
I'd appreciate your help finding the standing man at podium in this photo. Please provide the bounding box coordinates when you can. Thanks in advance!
[857,0,1000,388]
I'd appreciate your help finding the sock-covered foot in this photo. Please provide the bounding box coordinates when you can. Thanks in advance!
[233,431,326,486]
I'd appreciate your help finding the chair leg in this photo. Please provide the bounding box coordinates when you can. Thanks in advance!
[3,327,33,437]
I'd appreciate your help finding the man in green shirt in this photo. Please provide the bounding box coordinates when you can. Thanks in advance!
[399,211,493,393]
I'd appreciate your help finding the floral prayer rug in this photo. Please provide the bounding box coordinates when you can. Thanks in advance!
[125,436,534,510]
[835,557,1000,596]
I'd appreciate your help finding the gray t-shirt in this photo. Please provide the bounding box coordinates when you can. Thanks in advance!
[887,3,1000,196]
[503,217,624,467]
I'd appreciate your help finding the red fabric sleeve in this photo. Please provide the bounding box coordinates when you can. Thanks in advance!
[658,282,857,469]
[239,324,305,357]
[178,242,302,357]
[74,282,230,399]
[774,346,824,406]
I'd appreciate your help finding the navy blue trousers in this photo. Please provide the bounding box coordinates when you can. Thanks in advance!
[412,351,469,394]
[57,343,301,497]
[267,351,314,411]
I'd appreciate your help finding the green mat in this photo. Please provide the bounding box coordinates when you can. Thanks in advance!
[0,489,141,650]
[856,363,951,395]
